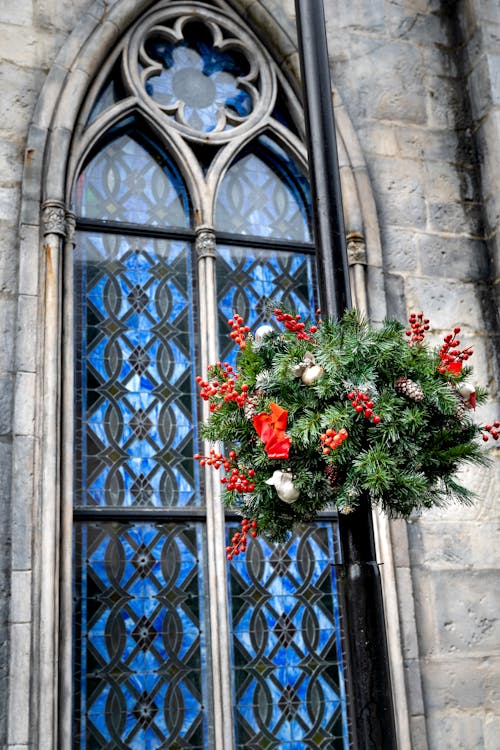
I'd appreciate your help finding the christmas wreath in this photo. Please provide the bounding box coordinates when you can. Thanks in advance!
[195,308,497,557]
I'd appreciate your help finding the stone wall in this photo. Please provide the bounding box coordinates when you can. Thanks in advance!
[0,1,498,748]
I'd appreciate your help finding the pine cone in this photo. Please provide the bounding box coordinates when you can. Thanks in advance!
[244,390,263,419]
[395,376,424,402]
[324,465,339,487]
[454,395,467,420]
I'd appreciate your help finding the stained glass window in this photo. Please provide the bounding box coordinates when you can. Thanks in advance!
[216,137,312,240]
[74,232,200,509]
[74,521,209,749]
[227,523,347,748]
[76,131,189,227]
[72,13,349,748]
[143,21,252,133]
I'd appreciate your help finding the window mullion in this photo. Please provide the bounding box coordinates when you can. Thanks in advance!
[196,226,235,750]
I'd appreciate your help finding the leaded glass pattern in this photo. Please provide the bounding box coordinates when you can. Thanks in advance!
[76,132,189,227]
[216,244,316,363]
[144,25,253,133]
[227,523,348,749]
[74,232,200,508]
[215,138,311,240]
[74,521,209,749]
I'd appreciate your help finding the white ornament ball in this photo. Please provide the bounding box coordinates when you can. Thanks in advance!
[265,470,300,504]
[458,383,475,400]
[301,364,324,385]
[254,324,275,342]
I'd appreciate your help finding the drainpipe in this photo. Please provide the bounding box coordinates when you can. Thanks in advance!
[294,2,397,747]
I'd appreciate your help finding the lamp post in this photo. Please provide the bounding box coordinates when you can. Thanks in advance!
[294,2,397,747]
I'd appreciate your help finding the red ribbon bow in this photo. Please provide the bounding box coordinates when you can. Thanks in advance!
[252,402,291,459]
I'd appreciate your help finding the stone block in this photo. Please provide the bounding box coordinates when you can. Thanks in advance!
[13,371,36,435]
[409,714,430,750]
[365,264,389,322]
[396,567,421,660]
[0,298,15,372]
[405,276,484,330]
[324,0,385,32]
[426,713,484,749]
[485,716,500,750]
[468,55,496,123]
[357,123,399,158]
[36,0,92,33]
[424,161,475,204]
[369,155,426,229]
[11,434,35,570]
[427,198,483,235]
[7,623,31,745]
[0,63,47,142]
[386,3,450,46]
[10,570,31,623]
[484,193,500,234]
[475,0,500,25]
[381,227,419,272]
[333,37,427,126]
[0,0,32,26]
[0,139,23,184]
[0,187,20,224]
[0,374,13,434]
[426,74,470,130]
[418,234,489,281]
[0,440,12,511]
[383,272,406,321]
[404,658,426,716]
[389,518,411,567]
[0,23,62,69]
[0,222,19,295]
[18,224,40,297]
[408,520,500,570]
[15,295,38,373]
[429,569,500,654]
[475,110,500,204]
[421,655,500,710]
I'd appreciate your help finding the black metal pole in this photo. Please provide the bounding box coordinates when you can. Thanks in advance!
[294,0,351,317]
[294,2,397,748]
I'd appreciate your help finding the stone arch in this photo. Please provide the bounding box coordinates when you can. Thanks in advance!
[12,2,402,749]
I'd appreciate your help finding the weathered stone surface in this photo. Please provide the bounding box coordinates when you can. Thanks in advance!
[0,375,13,434]
[426,714,485,750]
[405,276,484,329]
[418,234,489,281]
[0,2,497,749]
[378,227,418,273]
[0,223,19,295]
[10,570,31,623]
[369,155,426,228]
[0,62,47,141]
[386,3,450,46]
[333,37,427,125]
[0,298,16,372]
[7,623,31,745]
[421,656,500,710]
[408,521,500,570]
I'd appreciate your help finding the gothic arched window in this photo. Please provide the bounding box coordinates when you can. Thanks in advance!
[70,4,349,748]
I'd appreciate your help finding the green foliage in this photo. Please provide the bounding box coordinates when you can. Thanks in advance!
[197,309,490,541]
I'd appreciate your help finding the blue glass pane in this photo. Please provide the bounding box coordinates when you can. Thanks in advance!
[74,521,209,749]
[74,232,200,508]
[215,138,312,240]
[75,132,189,227]
[227,523,349,749]
[144,23,252,133]
[216,244,317,364]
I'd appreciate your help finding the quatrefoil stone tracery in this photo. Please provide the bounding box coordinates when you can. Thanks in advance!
[126,4,275,144]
